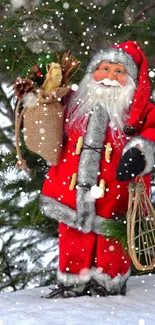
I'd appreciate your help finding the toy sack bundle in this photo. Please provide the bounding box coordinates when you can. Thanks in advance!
[127,177,155,271]
[14,52,80,169]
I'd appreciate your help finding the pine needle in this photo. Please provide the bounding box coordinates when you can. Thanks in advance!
[101,217,127,250]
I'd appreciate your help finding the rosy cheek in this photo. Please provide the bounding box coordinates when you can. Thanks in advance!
[119,75,128,86]
[93,70,105,81]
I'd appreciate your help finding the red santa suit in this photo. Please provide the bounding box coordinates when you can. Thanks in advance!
[40,41,155,294]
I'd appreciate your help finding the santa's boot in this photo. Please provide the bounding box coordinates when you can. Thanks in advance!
[45,281,92,299]
[86,278,127,297]
[45,278,127,298]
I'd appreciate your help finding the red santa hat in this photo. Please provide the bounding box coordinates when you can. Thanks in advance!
[86,40,142,81]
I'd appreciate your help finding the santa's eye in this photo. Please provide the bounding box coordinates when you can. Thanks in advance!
[116,69,123,74]
[103,67,109,72]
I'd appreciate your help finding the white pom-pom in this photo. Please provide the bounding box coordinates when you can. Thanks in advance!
[90,185,103,199]
[23,92,37,108]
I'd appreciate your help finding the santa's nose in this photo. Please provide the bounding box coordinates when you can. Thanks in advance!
[106,71,117,80]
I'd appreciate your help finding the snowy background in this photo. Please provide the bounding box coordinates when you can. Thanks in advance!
[0,274,155,325]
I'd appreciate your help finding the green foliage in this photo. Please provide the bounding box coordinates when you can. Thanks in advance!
[22,52,57,85]
[0,0,155,87]
[101,217,128,250]
[101,216,155,276]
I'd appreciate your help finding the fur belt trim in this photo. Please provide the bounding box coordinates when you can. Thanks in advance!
[40,194,107,235]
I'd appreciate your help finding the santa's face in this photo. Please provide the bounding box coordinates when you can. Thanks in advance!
[67,61,136,132]
[93,62,127,87]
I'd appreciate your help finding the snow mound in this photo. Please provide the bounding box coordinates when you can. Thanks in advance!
[0,274,155,325]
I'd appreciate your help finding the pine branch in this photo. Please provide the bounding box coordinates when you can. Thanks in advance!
[2,250,17,291]
[0,129,15,151]
[0,84,14,123]
[101,217,127,250]
[135,2,155,21]
[0,109,9,119]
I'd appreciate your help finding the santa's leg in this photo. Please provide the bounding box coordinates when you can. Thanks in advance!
[46,225,130,298]
[46,222,97,298]
[89,234,130,296]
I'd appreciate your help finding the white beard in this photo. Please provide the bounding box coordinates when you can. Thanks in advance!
[67,73,136,134]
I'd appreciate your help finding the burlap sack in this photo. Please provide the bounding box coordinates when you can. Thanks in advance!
[15,87,70,168]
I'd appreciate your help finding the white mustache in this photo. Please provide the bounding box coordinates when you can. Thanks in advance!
[94,78,122,87]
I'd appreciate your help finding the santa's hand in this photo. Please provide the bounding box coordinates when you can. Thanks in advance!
[116,147,146,181]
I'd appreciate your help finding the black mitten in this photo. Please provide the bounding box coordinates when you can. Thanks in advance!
[116,147,146,181]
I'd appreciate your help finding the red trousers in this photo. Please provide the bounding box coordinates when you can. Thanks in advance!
[59,223,130,278]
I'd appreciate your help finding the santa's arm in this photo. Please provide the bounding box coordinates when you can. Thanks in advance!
[117,104,155,180]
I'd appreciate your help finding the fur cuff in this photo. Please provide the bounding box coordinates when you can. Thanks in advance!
[123,136,155,175]
[57,267,130,294]
[57,269,91,286]
[90,267,130,295]
[40,194,107,235]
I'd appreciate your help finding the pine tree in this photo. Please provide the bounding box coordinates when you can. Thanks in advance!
[0,0,155,291]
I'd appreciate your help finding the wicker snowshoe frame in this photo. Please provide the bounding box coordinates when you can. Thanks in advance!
[127,178,155,271]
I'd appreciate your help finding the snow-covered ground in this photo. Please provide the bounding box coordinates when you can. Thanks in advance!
[0,274,155,325]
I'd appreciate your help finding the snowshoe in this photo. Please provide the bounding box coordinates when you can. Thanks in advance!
[45,282,90,299]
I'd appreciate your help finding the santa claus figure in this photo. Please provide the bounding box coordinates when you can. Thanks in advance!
[40,40,155,298]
